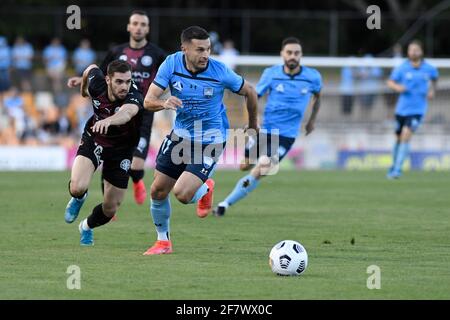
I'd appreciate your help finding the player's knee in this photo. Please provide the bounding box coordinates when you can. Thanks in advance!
[102,200,120,217]
[150,184,169,200]
[257,155,273,171]
[400,132,412,142]
[69,179,88,197]
[254,155,275,177]
[173,187,193,205]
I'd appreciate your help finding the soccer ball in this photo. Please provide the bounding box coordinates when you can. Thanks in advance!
[269,240,308,276]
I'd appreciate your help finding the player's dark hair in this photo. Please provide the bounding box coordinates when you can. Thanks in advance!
[129,10,149,19]
[281,37,301,50]
[181,26,210,43]
[107,60,132,76]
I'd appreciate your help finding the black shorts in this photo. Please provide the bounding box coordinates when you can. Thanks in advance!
[77,131,133,189]
[133,110,154,160]
[155,131,225,182]
[244,132,296,164]
[395,114,423,135]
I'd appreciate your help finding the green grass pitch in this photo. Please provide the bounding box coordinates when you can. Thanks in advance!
[0,170,449,299]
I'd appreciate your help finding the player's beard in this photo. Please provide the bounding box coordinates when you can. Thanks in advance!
[409,55,423,63]
[196,58,208,70]
[110,85,128,100]
[285,59,299,70]
[131,34,146,43]
[115,90,128,100]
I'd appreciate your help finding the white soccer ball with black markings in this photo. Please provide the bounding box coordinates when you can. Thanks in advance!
[269,240,308,276]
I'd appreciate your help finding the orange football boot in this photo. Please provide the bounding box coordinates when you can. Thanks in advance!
[196,179,215,218]
[142,240,173,255]
[133,180,147,205]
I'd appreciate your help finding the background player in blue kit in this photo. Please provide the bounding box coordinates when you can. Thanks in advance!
[142,26,259,255]
[214,37,322,217]
[386,40,438,179]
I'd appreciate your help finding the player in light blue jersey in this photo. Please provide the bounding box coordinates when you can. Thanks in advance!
[386,40,438,179]
[142,26,258,254]
[214,37,322,217]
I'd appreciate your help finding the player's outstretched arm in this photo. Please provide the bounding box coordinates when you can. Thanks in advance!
[237,80,259,131]
[67,76,82,88]
[305,92,321,136]
[386,79,406,94]
[144,83,183,112]
[80,64,99,98]
[91,104,139,135]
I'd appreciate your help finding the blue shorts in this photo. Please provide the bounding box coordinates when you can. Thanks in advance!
[244,132,296,163]
[395,114,423,135]
[0,70,10,92]
[156,131,225,182]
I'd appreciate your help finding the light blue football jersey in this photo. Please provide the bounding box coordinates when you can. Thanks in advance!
[390,60,439,116]
[256,65,322,138]
[153,51,244,143]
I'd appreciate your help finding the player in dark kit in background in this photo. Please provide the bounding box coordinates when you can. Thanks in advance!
[64,60,144,246]
[68,10,166,205]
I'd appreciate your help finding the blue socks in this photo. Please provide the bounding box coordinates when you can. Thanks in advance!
[223,174,260,206]
[391,142,400,168]
[188,183,209,204]
[150,197,171,240]
[393,142,410,173]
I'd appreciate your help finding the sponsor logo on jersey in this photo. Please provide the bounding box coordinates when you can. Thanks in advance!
[141,55,153,67]
[137,137,147,152]
[93,99,100,108]
[132,71,151,79]
[203,87,214,98]
[275,84,284,92]
[119,55,127,61]
[301,88,309,95]
[173,81,183,92]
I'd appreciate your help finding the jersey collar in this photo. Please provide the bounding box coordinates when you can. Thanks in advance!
[182,54,209,76]
[282,65,303,79]
[408,59,424,69]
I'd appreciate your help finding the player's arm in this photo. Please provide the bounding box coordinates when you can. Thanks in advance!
[80,64,100,97]
[91,104,139,135]
[67,76,82,88]
[237,80,259,131]
[305,92,321,136]
[68,49,110,89]
[144,83,183,112]
[386,79,406,93]
[428,79,438,100]
[387,66,406,93]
